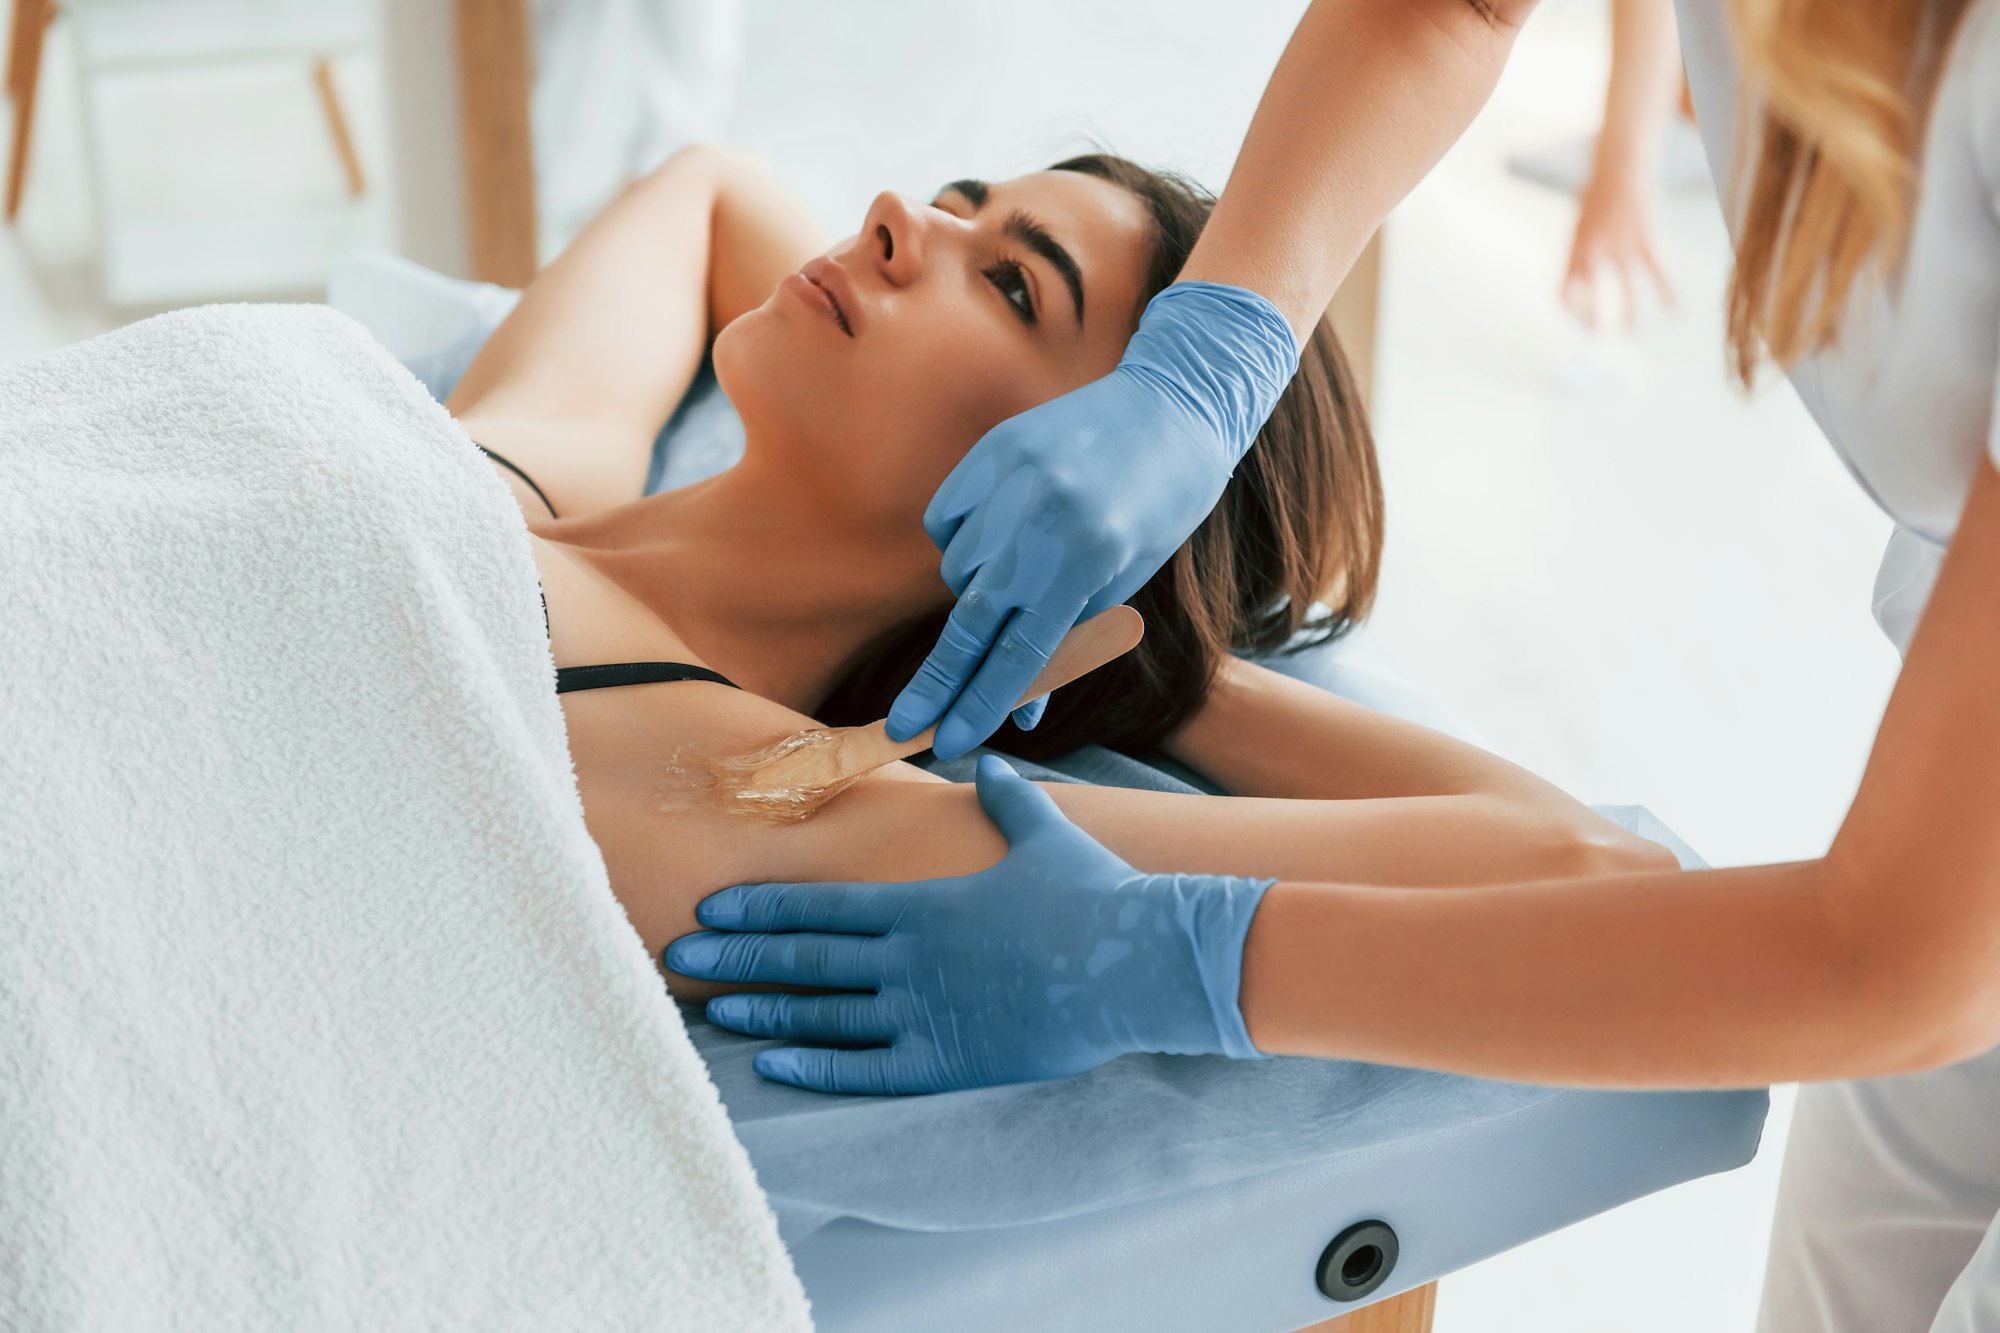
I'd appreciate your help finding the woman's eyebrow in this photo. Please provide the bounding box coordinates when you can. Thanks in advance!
[1004,210,1085,328]
[941,178,989,207]
[938,179,1085,328]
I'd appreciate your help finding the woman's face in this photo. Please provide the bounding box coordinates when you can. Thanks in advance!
[714,169,1153,534]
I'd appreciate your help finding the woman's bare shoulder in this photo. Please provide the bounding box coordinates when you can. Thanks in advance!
[528,532,711,670]
[455,409,656,522]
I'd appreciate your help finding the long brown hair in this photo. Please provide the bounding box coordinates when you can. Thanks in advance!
[1724,0,1969,382]
[815,153,1383,761]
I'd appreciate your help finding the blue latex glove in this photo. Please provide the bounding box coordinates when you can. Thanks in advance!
[889,280,1300,758]
[665,755,1275,1095]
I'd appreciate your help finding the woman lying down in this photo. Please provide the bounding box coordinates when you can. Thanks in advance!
[442,144,1676,1004]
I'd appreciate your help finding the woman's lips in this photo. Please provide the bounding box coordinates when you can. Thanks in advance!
[795,259,858,336]
[782,273,852,335]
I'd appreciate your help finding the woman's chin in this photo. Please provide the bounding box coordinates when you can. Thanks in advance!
[714,307,823,417]
[718,322,869,450]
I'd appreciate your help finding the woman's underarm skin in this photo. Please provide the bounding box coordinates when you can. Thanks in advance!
[1242,464,2000,1089]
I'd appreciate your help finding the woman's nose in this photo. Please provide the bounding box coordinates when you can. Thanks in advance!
[859,191,926,287]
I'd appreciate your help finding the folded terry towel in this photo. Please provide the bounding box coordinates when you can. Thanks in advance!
[0,305,811,1333]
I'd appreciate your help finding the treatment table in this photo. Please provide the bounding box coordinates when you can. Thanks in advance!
[328,250,1772,1333]
[696,1001,1763,1332]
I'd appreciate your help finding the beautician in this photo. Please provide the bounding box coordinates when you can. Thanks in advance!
[669,1,2000,1328]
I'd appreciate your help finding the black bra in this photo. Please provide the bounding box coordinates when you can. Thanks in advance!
[475,441,740,698]
[479,441,562,523]
[553,661,738,694]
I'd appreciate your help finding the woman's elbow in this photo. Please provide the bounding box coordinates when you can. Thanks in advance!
[1847,948,2000,1075]
[1904,1001,2000,1073]
[1824,857,2000,1073]
[637,142,743,193]
[1543,812,1682,880]
[1591,827,1681,876]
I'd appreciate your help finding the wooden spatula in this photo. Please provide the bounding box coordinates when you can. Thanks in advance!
[727,605,1145,800]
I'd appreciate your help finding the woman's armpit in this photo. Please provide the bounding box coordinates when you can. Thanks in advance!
[567,687,993,982]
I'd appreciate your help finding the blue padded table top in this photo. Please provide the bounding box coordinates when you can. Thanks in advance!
[694,1016,1575,1246]
[773,1077,1766,1333]
[691,1003,1768,1231]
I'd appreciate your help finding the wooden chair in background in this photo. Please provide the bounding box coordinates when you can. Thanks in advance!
[5,0,53,219]
[3,0,367,227]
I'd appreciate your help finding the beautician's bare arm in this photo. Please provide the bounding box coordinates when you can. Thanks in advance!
[1180,0,1538,338]
[1240,462,2000,1088]
[447,146,828,465]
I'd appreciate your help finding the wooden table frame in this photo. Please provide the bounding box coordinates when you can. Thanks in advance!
[450,0,535,285]
[1317,1281,1437,1332]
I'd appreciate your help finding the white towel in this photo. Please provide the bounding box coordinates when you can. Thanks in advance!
[0,305,812,1333]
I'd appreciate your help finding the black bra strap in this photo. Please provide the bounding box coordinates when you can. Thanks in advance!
[475,441,559,519]
[555,662,741,694]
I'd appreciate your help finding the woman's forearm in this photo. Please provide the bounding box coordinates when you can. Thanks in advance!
[1162,659,1674,873]
[448,146,826,434]
[447,147,726,430]
[1167,658,1544,800]
[1179,0,1538,337]
[703,149,833,334]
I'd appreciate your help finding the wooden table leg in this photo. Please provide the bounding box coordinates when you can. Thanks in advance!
[451,0,536,285]
[7,0,34,101]
[5,0,51,221]
[6,0,23,102]
[1299,1281,1438,1333]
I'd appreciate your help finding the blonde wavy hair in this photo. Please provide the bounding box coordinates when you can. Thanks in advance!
[1725,0,1970,384]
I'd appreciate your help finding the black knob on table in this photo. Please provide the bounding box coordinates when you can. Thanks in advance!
[1315,1218,1399,1303]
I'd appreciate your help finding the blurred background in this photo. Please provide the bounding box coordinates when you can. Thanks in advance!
[1,1,1902,1328]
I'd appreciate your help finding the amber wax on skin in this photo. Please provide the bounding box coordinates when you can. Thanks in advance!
[655,729,868,824]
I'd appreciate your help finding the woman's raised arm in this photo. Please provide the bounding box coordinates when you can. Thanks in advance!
[567,659,1666,1000]
[447,147,829,507]
[1161,656,1675,869]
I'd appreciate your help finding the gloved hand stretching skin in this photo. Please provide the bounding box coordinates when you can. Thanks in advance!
[888,281,1300,758]
[665,756,1276,1096]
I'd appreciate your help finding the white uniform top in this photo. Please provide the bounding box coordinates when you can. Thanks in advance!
[1676,5,2000,1331]
[1679,0,2000,650]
